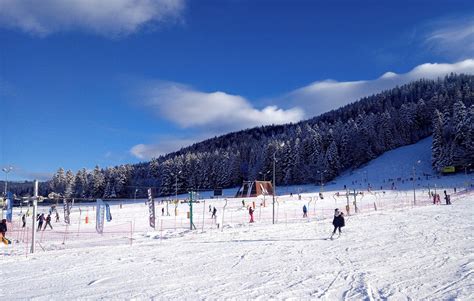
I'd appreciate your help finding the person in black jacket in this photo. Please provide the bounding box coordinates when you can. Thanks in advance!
[0,219,7,239]
[212,207,217,219]
[37,213,45,231]
[43,214,53,230]
[444,190,451,205]
[330,209,345,239]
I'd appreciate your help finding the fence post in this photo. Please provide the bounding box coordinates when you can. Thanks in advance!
[160,220,163,244]
[202,200,205,233]
[129,221,133,246]
[62,224,69,245]
[25,226,29,258]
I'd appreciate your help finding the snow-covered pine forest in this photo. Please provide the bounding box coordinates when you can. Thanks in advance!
[15,74,473,199]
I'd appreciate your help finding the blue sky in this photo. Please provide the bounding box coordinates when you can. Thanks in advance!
[0,0,473,180]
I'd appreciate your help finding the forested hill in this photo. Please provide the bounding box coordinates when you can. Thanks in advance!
[45,74,472,199]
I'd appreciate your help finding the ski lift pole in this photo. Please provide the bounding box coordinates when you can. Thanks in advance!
[31,180,38,254]
[189,191,196,230]
[221,199,228,232]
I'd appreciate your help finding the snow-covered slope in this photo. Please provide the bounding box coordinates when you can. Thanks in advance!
[1,137,473,300]
[2,195,473,299]
[196,136,471,198]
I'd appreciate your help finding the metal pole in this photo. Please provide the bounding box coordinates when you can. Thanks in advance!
[321,173,323,192]
[272,153,276,224]
[2,166,13,196]
[172,174,177,216]
[4,171,7,196]
[31,180,38,253]
[413,166,416,205]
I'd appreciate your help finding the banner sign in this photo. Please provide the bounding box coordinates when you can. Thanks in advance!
[6,192,13,222]
[63,198,71,224]
[442,166,455,173]
[105,203,112,222]
[147,188,156,229]
[96,199,105,234]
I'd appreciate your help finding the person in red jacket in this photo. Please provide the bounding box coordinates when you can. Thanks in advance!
[249,207,254,223]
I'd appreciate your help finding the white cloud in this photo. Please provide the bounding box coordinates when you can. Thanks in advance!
[132,82,304,160]
[285,59,474,117]
[0,0,185,37]
[424,18,474,59]
[4,165,53,181]
[130,137,197,160]
[131,59,474,159]
[142,81,304,131]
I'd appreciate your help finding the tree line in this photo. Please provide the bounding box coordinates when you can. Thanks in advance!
[11,74,474,198]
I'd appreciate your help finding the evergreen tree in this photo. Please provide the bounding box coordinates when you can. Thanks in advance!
[64,169,75,198]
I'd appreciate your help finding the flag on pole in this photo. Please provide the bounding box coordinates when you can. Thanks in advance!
[63,198,71,224]
[96,199,105,234]
[105,203,112,222]
[6,192,13,222]
[147,188,156,229]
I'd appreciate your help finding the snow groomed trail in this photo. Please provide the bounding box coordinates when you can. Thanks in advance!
[1,192,472,300]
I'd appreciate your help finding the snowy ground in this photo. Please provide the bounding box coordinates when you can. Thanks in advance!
[1,137,473,299]
[1,193,473,300]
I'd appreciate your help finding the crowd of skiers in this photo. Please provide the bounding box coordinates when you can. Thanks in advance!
[1,188,457,244]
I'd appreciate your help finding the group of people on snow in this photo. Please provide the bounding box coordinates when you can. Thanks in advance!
[431,190,452,205]
[36,213,54,231]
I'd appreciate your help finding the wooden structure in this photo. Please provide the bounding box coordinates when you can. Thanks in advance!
[235,181,274,198]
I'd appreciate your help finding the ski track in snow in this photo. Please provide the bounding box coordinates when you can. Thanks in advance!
[1,193,473,300]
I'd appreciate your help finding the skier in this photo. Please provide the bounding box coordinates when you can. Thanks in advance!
[0,219,9,245]
[0,219,7,239]
[43,214,53,230]
[22,214,26,228]
[37,213,45,231]
[55,211,60,222]
[161,207,165,216]
[249,206,254,223]
[209,204,212,212]
[330,209,345,239]
[212,207,217,219]
[444,190,451,205]
[302,205,308,218]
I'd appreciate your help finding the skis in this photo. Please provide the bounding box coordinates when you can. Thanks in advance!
[2,237,12,245]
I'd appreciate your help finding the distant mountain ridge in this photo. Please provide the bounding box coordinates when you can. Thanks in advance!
[40,74,474,198]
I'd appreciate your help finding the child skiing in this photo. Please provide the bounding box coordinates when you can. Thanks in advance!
[0,219,10,245]
[330,209,345,239]
[212,207,217,219]
[249,206,254,223]
[43,214,53,230]
[37,213,45,231]
[0,219,7,238]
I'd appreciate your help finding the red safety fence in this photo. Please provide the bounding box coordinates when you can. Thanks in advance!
[1,187,472,258]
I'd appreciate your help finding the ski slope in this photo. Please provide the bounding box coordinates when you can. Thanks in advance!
[1,137,473,299]
[1,195,473,300]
